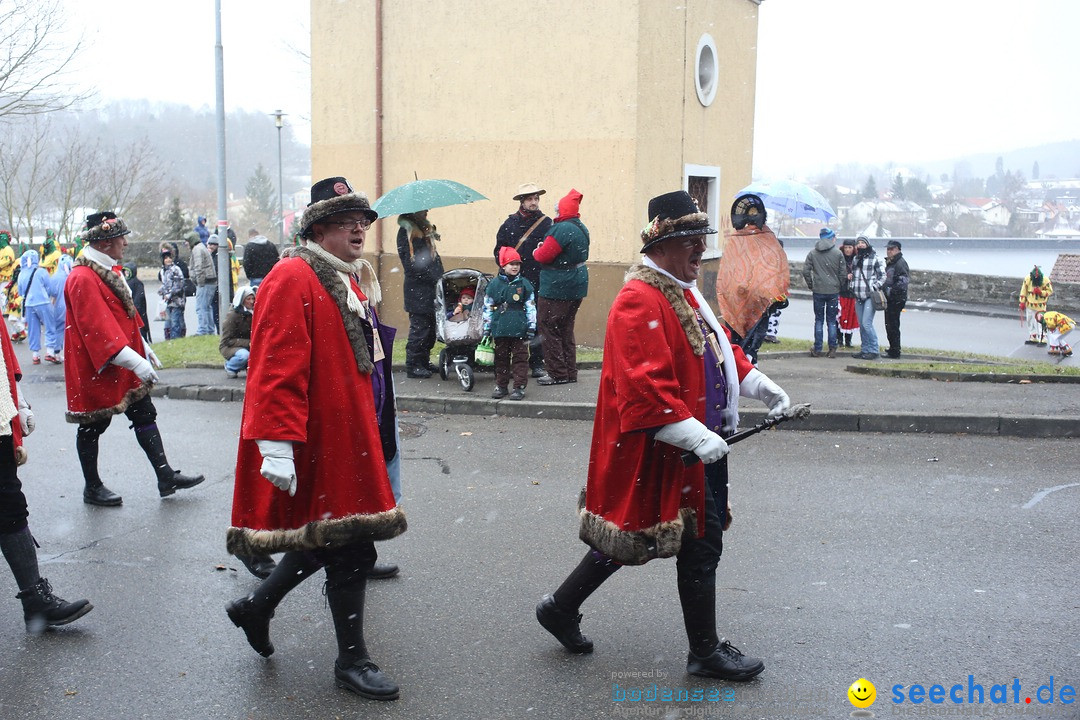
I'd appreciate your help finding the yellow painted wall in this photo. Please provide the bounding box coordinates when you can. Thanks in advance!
[311,0,760,343]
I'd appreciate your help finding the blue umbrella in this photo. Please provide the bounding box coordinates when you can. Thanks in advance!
[372,179,487,217]
[738,179,836,222]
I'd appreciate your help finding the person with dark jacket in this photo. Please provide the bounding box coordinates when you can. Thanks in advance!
[122,262,152,344]
[494,182,552,377]
[882,240,910,358]
[396,210,444,378]
[220,285,255,378]
[483,246,537,401]
[801,228,845,358]
[837,238,859,348]
[241,229,279,287]
[532,189,589,385]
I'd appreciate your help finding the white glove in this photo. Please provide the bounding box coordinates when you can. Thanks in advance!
[145,345,162,370]
[112,346,159,384]
[740,368,790,419]
[16,384,34,436]
[256,439,296,496]
[654,417,729,464]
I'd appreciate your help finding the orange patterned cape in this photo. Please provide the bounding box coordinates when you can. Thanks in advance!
[714,224,789,337]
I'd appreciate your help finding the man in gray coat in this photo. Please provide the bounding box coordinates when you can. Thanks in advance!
[802,228,845,357]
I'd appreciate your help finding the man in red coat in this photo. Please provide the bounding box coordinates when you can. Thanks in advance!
[225,177,406,702]
[536,191,791,681]
[65,212,204,507]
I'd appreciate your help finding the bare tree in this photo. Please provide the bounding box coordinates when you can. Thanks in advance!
[89,136,168,236]
[0,116,50,239]
[49,126,100,239]
[0,0,85,119]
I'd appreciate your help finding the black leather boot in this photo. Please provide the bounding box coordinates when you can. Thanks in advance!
[226,551,321,657]
[536,593,593,654]
[157,470,206,497]
[133,423,204,496]
[17,578,93,634]
[83,483,123,506]
[327,573,399,700]
[334,660,400,701]
[226,596,275,657]
[679,579,763,680]
[77,425,122,506]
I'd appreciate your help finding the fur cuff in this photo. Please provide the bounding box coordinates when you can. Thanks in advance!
[226,506,407,556]
[73,256,137,319]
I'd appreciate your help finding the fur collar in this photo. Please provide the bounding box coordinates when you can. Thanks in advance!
[73,255,136,318]
[623,265,704,356]
[282,247,374,375]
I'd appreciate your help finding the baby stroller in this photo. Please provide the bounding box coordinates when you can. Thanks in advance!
[435,268,492,391]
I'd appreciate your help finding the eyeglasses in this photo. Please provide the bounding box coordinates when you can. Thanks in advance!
[329,219,372,232]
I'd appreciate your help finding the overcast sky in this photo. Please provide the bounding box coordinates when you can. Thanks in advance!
[57,1,1079,181]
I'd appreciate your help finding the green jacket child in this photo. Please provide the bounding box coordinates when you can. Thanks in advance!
[483,247,537,339]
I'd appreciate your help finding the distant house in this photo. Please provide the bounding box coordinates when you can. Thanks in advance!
[844,200,928,237]
[943,198,1011,227]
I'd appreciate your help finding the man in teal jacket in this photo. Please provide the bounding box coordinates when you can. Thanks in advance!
[532,189,588,385]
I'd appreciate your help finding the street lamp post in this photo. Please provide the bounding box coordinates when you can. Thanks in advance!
[271,109,286,244]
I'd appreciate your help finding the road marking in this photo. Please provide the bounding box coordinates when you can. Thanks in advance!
[1022,482,1080,509]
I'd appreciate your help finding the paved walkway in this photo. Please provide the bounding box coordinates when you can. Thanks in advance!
[153,347,1079,438]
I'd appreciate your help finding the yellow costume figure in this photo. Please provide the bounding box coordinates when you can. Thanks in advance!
[0,231,25,342]
[1039,311,1074,357]
[39,231,62,275]
[1019,266,1053,344]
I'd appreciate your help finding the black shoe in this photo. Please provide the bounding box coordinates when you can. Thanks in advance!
[83,484,123,507]
[237,554,277,580]
[425,362,439,374]
[334,660,400,701]
[686,640,764,681]
[406,366,432,379]
[491,385,508,399]
[367,563,400,580]
[851,352,864,359]
[536,594,593,653]
[536,375,570,386]
[17,578,93,634]
[531,366,546,378]
[158,470,205,497]
[886,350,900,358]
[509,387,525,401]
[226,597,275,657]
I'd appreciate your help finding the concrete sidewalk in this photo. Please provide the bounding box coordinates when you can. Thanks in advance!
[152,349,1080,438]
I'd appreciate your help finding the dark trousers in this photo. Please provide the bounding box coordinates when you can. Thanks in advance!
[494,337,528,389]
[405,311,436,369]
[528,334,544,371]
[0,437,29,535]
[884,298,906,356]
[538,297,581,381]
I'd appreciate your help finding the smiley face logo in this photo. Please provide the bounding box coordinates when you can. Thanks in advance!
[848,678,876,708]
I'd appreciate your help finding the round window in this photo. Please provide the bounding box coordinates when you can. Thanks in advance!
[695,34,718,107]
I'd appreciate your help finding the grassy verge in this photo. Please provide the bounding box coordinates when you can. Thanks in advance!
[153,334,604,369]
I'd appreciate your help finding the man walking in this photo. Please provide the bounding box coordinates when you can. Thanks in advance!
[225,177,406,701]
[64,212,204,507]
[494,182,552,377]
[536,191,791,680]
[189,232,217,335]
[802,228,845,358]
[882,240,910,358]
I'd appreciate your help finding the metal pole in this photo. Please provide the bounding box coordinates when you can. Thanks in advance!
[214,0,230,324]
[273,110,285,244]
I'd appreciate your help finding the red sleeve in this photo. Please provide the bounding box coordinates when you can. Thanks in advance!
[532,235,563,265]
[65,269,131,372]
[241,261,312,443]
[608,285,696,433]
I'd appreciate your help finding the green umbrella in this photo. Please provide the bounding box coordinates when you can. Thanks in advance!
[372,179,487,217]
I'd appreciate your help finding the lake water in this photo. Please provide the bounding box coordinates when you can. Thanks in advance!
[779,239,1080,278]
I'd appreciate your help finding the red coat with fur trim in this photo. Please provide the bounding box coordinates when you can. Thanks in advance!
[227,253,405,556]
[63,261,149,423]
[580,266,754,565]
[2,328,25,459]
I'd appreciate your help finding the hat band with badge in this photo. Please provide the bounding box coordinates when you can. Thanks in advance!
[83,212,131,243]
[299,177,379,238]
[639,190,716,253]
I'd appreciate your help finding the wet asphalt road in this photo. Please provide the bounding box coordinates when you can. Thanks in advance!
[1,379,1079,720]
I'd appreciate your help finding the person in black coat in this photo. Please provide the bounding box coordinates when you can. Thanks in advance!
[882,240,910,358]
[241,228,279,287]
[122,263,151,344]
[396,211,444,377]
[494,182,552,377]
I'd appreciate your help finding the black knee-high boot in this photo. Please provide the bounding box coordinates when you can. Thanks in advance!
[77,425,122,506]
[2,528,93,633]
[537,549,620,654]
[227,550,321,657]
[326,553,399,700]
[680,576,764,680]
[133,423,204,495]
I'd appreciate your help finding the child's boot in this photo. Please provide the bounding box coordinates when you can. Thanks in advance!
[509,387,525,401]
[491,385,508,399]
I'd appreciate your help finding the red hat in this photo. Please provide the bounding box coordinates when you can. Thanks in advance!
[459,285,476,299]
[498,246,522,267]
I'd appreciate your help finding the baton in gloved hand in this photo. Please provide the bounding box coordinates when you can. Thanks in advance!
[681,403,812,466]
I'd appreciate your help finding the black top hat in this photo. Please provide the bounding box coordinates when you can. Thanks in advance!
[640,191,716,253]
[731,194,767,231]
[83,211,131,244]
[298,177,379,238]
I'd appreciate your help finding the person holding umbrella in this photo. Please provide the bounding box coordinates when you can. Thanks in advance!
[397,210,444,378]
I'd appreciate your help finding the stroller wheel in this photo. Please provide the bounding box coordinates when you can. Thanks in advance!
[456,362,474,392]
[438,348,449,381]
